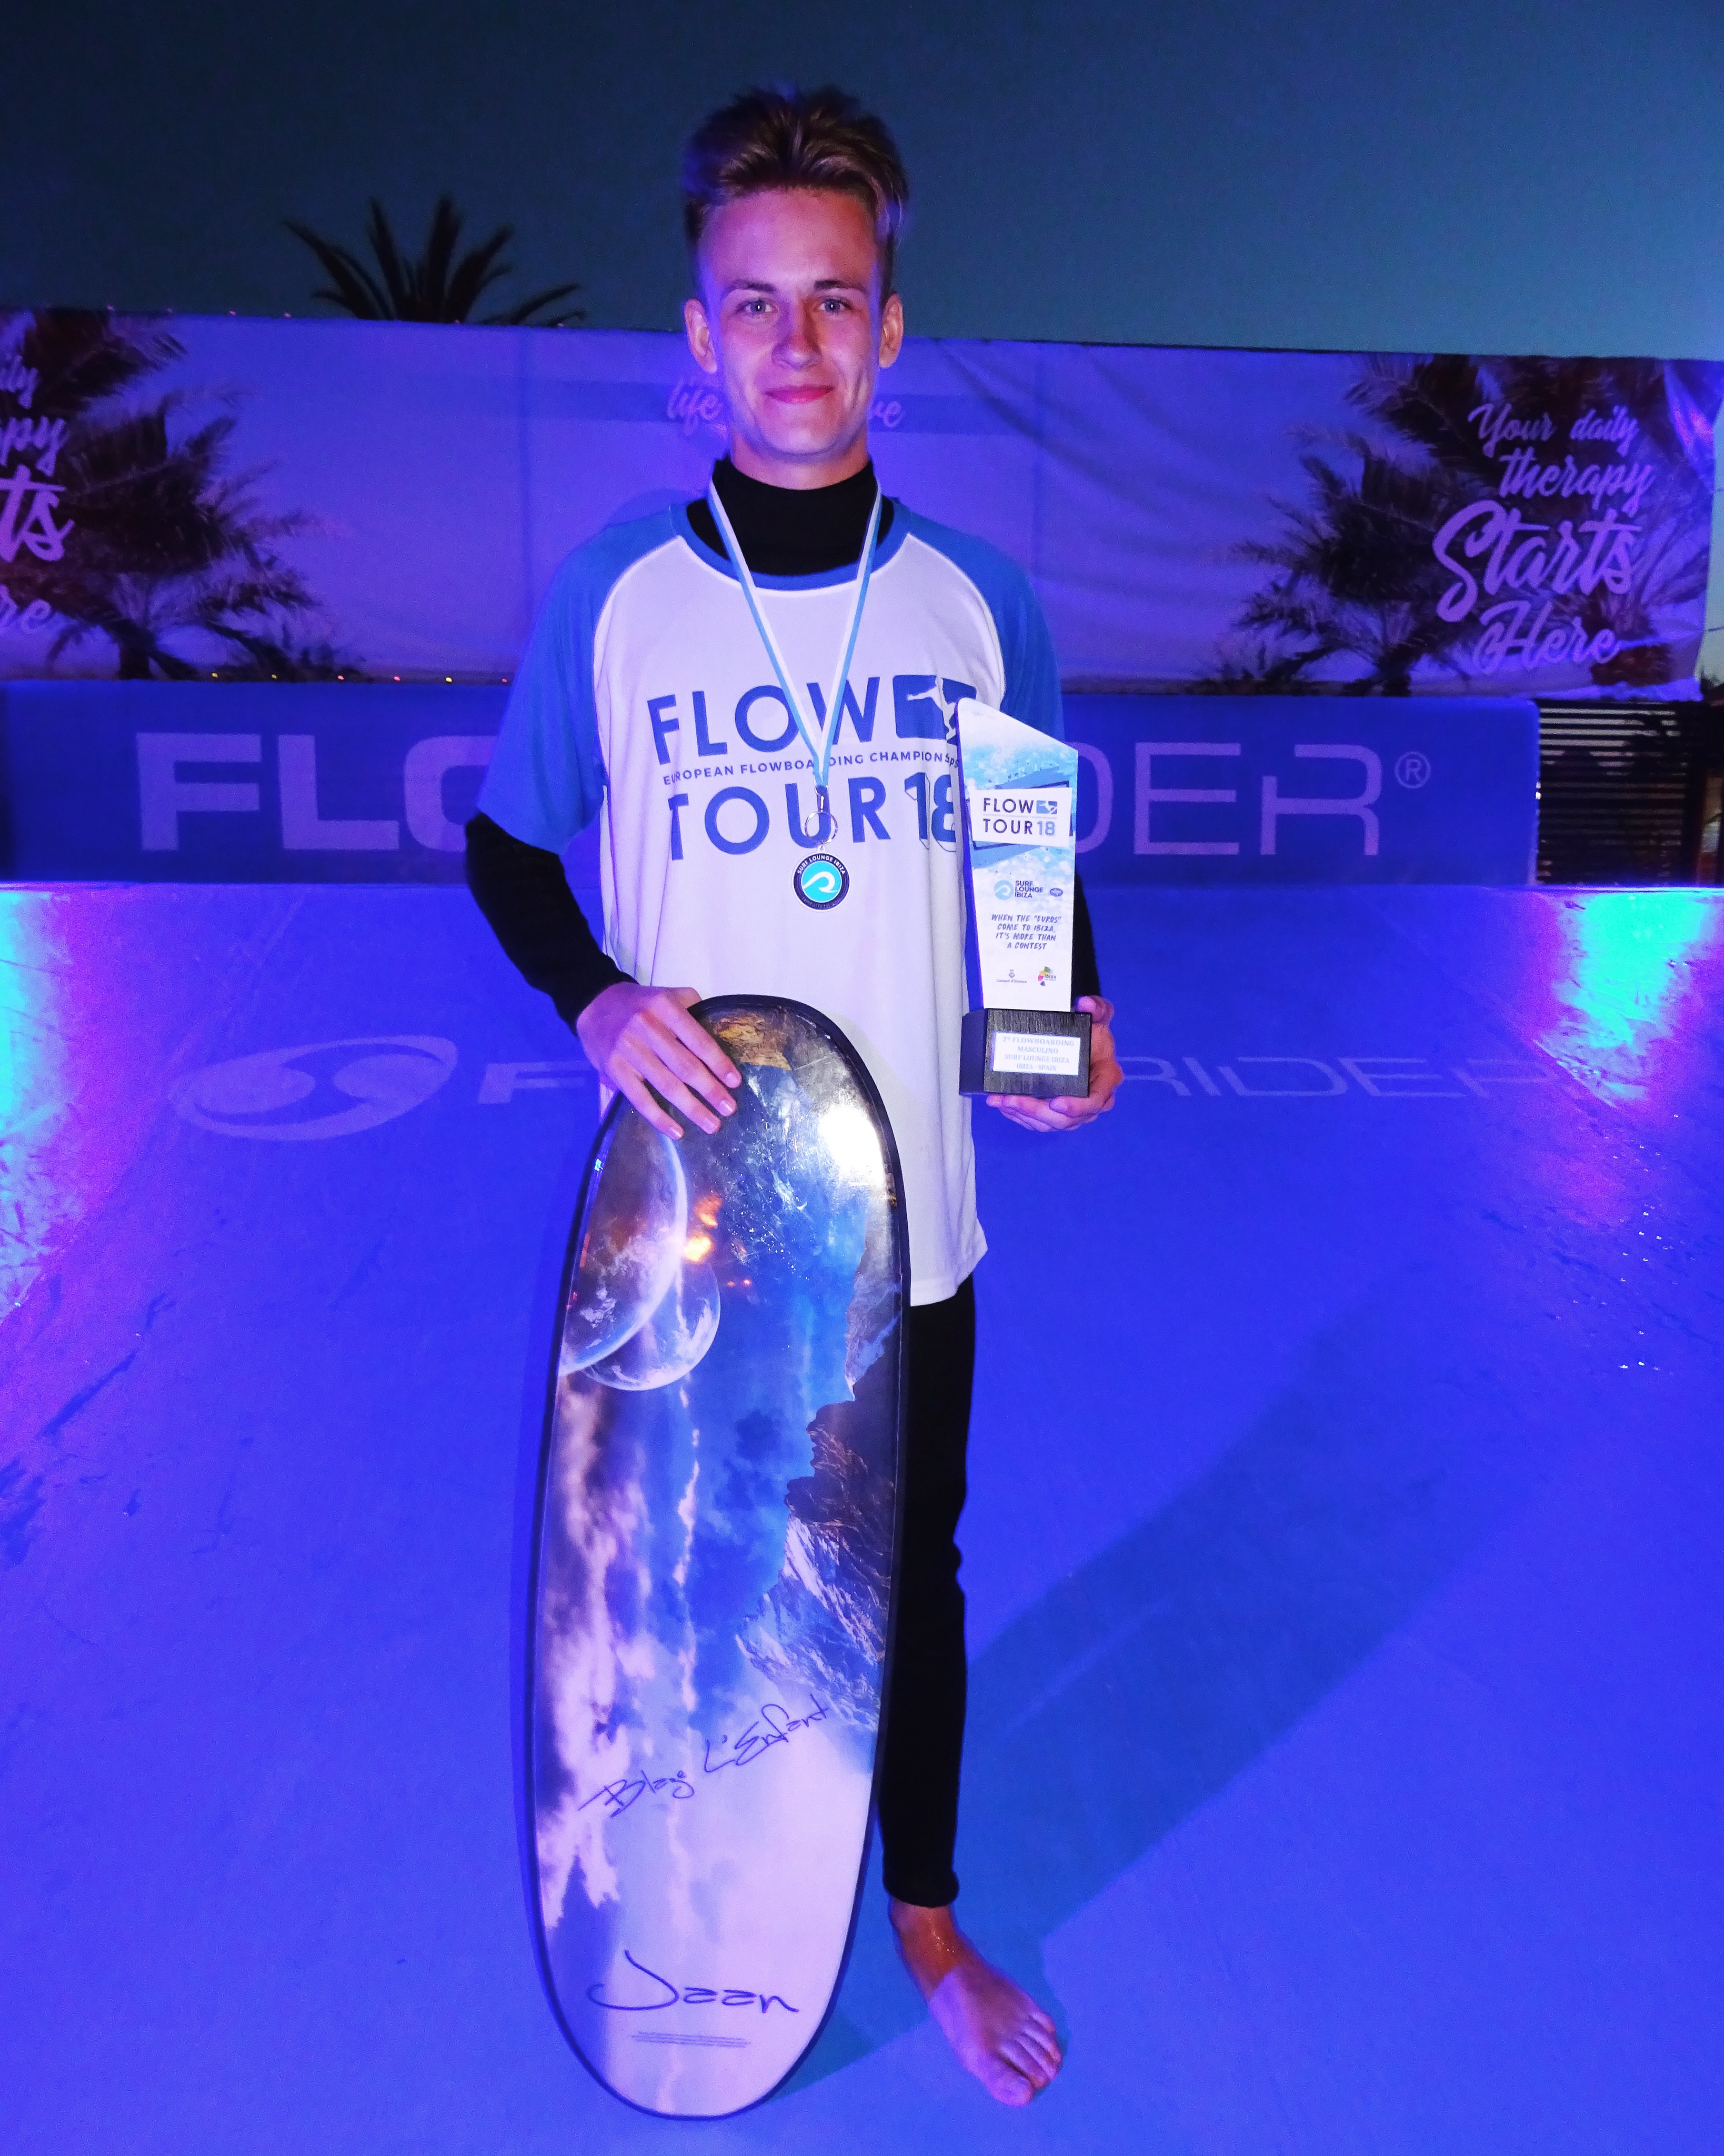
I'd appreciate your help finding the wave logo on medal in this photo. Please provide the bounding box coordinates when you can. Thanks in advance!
[793,852,850,910]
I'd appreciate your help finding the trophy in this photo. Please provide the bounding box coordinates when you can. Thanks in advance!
[955,698,1091,1099]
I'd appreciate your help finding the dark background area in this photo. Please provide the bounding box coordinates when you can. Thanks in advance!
[7,0,1724,354]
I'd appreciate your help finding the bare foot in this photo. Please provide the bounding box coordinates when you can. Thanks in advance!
[889,1899,1063,2105]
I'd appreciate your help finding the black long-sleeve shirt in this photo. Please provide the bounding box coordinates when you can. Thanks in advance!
[466,457,1100,1028]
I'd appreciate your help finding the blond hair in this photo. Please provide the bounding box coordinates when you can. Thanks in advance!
[682,85,910,293]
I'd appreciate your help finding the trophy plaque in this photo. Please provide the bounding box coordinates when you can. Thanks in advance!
[955,698,1091,1100]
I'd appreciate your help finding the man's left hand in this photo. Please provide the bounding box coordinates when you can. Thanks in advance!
[986,996,1122,1133]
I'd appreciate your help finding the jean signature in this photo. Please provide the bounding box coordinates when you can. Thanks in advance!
[588,1947,798,2016]
[701,1698,828,1775]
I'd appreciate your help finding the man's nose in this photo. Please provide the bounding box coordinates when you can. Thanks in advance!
[776,304,820,365]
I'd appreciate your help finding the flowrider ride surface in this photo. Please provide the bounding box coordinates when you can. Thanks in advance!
[526,997,907,2118]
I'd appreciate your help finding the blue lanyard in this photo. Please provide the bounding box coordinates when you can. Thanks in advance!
[706,479,883,822]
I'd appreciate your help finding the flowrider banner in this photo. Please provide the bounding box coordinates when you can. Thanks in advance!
[1,310,1719,702]
[0,685,1536,885]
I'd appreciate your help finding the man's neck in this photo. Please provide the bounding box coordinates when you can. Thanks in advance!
[689,456,893,578]
[727,433,872,491]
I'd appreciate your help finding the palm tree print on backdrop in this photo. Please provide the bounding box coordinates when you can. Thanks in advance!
[0,310,350,681]
[1199,355,1723,696]
[285,198,584,326]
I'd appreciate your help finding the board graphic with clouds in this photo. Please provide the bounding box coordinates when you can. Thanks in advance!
[525,997,906,2118]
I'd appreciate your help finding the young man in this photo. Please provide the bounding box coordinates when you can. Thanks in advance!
[467,85,1121,2107]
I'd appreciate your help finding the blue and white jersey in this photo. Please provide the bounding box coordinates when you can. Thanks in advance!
[478,500,1064,1304]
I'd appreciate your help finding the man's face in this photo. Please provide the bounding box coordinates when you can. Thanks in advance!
[684,187,904,487]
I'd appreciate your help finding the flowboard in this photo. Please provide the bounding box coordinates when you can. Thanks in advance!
[525,997,908,2118]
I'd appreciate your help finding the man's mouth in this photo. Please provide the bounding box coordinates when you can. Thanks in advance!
[767,385,833,405]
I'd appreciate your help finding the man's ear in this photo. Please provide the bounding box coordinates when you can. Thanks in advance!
[878,291,905,370]
[685,296,719,376]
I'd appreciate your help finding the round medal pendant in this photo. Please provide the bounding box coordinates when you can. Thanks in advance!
[793,852,850,910]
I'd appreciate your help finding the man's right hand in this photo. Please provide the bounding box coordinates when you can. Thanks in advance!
[576,984,741,1139]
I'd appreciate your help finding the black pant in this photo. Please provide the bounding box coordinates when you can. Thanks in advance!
[876,1275,975,1908]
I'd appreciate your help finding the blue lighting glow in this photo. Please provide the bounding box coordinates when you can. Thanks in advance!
[1540,890,1722,1104]
[0,893,71,1312]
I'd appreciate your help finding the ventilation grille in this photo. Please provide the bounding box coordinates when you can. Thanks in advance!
[1536,702,1722,885]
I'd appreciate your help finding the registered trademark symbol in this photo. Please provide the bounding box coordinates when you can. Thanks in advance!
[1395,751,1432,790]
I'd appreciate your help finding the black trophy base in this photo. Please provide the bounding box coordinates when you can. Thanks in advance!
[960,1007,1092,1099]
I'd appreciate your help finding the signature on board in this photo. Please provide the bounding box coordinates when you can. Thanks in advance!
[578,1769,695,1818]
[577,1697,829,1820]
[589,1947,798,2017]
[701,1698,828,1774]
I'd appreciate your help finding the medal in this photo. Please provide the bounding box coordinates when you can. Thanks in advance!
[791,851,850,910]
[706,477,882,844]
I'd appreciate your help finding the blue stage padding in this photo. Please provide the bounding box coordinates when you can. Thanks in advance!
[0,683,1537,886]
[0,682,513,885]
[3,883,1721,2152]
[1067,694,1538,884]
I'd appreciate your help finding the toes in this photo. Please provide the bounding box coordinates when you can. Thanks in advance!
[981,2060,1037,2108]
[1017,2013,1061,2063]
[1001,2037,1056,2090]
[1019,2038,1061,2081]
[1004,2004,1062,2077]
[925,1957,1064,2104]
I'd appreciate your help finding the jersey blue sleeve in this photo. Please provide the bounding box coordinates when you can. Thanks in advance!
[477,513,678,853]
[898,511,1064,741]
